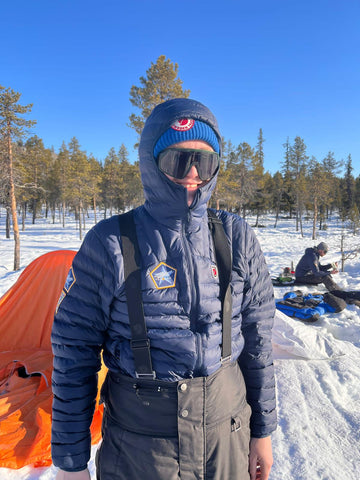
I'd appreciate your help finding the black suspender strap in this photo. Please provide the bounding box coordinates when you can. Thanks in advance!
[118,210,155,379]
[207,209,233,362]
[119,209,233,378]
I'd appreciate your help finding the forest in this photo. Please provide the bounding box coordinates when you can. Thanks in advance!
[1,56,360,270]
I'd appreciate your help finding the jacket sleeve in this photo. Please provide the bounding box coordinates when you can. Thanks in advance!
[51,227,116,472]
[236,222,277,438]
[319,263,332,272]
[309,252,329,276]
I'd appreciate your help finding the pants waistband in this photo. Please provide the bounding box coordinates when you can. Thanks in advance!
[102,361,248,437]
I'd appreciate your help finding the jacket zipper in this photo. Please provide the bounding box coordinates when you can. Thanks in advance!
[181,213,202,372]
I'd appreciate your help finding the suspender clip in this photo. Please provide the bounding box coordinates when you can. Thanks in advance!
[130,338,151,350]
[135,371,156,379]
[220,355,232,364]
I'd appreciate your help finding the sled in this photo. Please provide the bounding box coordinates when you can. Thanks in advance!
[276,290,346,323]
[272,277,296,287]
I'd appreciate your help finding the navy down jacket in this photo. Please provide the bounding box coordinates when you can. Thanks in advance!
[295,247,331,278]
[51,98,277,472]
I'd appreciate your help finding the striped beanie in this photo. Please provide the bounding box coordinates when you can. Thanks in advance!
[153,118,220,159]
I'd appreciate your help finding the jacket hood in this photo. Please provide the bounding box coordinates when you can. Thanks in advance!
[138,98,222,228]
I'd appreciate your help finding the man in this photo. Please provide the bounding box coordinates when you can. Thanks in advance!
[52,98,277,480]
[295,242,339,290]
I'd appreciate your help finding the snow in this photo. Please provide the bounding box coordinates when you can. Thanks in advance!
[1,211,359,479]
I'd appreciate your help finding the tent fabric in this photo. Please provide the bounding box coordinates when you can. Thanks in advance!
[0,250,106,469]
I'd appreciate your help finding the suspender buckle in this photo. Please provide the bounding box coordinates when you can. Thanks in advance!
[130,338,150,350]
[220,355,231,364]
[135,371,156,379]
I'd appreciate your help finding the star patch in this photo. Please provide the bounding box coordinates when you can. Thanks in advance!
[55,290,66,314]
[55,266,76,314]
[150,262,177,289]
[64,266,76,293]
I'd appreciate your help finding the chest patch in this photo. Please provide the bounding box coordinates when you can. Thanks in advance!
[63,266,76,292]
[150,262,177,289]
[211,264,218,279]
[55,266,76,313]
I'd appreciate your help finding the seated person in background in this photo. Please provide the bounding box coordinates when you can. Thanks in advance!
[295,242,340,291]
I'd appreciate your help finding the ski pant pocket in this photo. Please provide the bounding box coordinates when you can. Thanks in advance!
[96,412,180,480]
[205,402,252,480]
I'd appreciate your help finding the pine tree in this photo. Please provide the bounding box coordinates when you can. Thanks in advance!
[56,142,71,227]
[46,150,62,223]
[0,86,36,270]
[17,135,52,225]
[87,155,102,223]
[270,171,285,228]
[129,55,190,143]
[321,151,343,218]
[66,137,92,239]
[251,129,266,226]
[307,157,330,239]
[290,136,308,235]
[117,144,143,210]
[281,137,295,217]
[101,147,122,217]
[342,154,355,218]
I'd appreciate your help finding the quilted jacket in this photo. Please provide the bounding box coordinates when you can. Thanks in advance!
[295,247,331,278]
[51,98,277,472]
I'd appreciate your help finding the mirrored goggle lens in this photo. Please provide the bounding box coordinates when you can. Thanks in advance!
[157,148,220,181]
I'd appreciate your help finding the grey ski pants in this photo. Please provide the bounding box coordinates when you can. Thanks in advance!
[296,274,341,291]
[96,361,251,480]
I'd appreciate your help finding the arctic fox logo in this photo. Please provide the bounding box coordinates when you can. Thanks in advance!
[171,118,195,131]
[150,262,177,289]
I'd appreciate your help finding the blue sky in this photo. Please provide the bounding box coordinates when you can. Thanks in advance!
[1,0,359,176]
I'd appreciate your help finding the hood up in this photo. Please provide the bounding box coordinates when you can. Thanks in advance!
[138,98,222,229]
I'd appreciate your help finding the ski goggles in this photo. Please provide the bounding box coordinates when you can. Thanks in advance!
[156,148,220,181]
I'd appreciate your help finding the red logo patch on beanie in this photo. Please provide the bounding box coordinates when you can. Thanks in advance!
[171,118,195,131]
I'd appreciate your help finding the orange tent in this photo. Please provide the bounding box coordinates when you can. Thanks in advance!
[0,250,106,469]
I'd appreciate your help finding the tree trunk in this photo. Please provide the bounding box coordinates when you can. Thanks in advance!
[6,131,21,270]
[295,195,300,231]
[32,199,37,224]
[340,233,345,272]
[6,207,11,239]
[93,196,97,224]
[62,201,66,227]
[299,210,304,237]
[78,203,83,240]
[22,203,26,231]
[312,197,318,240]
[274,201,280,228]
[242,205,246,219]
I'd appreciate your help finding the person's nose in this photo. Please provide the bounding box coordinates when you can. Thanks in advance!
[185,165,200,179]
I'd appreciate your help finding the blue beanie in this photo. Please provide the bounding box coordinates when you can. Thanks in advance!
[153,118,220,158]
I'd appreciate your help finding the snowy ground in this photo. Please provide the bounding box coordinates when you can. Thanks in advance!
[1,210,359,479]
